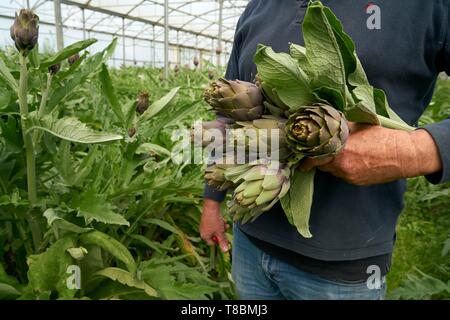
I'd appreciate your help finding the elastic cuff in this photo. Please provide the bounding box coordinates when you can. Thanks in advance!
[423,120,450,184]
[203,184,227,202]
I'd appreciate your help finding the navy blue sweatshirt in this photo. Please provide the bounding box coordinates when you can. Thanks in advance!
[204,0,450,268]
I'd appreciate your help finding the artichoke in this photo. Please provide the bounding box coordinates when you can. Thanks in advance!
[10,9,39,56]
[225,160,291,223]
[48,63,61,75]
[68,53,80,66]
[204,78,264,121]
[136,91,150,115]
[205,164,238,191]
[229,117,292,162]
[193,57,199,67]
[191,118,233,148]
[286,104,349,160]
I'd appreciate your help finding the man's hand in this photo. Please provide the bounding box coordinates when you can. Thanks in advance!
[200,199,230,252]
[299,123,442,186]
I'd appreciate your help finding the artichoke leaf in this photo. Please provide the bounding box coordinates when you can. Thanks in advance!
[289,169,316,238]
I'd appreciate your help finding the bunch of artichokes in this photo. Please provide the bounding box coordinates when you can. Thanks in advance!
[201,77,350,228]
[200,1,413,237]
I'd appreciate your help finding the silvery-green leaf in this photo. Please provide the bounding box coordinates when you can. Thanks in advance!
[303,2,347,102]
[0,58,18,93]
[289,169,316,238]
[29,117,123,144]
[139,87,179,121]
[254,45,315,109]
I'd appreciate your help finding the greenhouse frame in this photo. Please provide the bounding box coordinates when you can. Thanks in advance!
[0,0,249,75]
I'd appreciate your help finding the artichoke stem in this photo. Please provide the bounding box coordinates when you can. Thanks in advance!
[19,55,37,205]
[377,115,415,132]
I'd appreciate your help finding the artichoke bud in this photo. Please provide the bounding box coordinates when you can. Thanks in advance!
[68,53,80,66]
[136,91,150,115]
[229,161,290,217]
[48,63,61,75]
[10,9,39,56]
[128,127,137,138]
[286,104,349,159]
[204,78,264,121]
[191,118,233,147]
[174,65,180,73]
[159,73,165,82]
[205,164,234,191]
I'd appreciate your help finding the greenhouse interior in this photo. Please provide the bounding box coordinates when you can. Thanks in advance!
[0,0,247,71]
[1,0,450,303]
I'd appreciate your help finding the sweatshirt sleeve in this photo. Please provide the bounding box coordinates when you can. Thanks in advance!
[423,6,450,184]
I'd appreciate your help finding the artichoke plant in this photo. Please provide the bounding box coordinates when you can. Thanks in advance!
[204,78,264,121]
[286,104,349,160]
[10,9,39,56]
[226,160,291,224]
[229,117,292,162]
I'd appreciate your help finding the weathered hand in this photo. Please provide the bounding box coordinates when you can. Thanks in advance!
[200,199,230,252]
[299,123,442,186]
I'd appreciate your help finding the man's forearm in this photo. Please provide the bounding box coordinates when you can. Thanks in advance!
[404,129,442,178]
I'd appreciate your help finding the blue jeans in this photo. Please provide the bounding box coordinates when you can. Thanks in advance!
[231,225,387,300]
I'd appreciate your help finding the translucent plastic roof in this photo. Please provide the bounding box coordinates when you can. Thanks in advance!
[0,0,249,67]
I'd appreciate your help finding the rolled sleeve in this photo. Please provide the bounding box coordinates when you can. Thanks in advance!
[203,184,227,202]
[423,119,450,184]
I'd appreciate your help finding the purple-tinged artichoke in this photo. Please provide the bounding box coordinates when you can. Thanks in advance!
[10,9,39,56]
[136,91,150,115]
[204,78,264,121]
[286,104,349,160]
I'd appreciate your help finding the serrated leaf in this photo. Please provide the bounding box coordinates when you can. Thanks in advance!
[80,231,136,274]
[95,268,158,297]
[44,208,93,234]
[40,39,97,70]
[73,192,129,226]
[30,117,123,144]
[289,169,316,238]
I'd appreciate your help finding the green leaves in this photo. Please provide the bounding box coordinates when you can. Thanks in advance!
[281,169,316,238]
[95,267,158,297]
[30,117,123,144]
[303,2,347,99]
[80,231,136,274]
[39,39,97,71]
[254,45,315,108]
[27,236,77,299]
[99,63,125,123]
[0,58,18,93]
[72,192,130,226]
[139,87,180,122]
